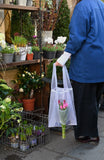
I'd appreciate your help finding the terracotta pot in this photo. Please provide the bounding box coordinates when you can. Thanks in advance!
[27,53,33,60]
[22,98,35,111]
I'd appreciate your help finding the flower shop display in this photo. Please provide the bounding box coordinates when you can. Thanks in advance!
[58,100,68,139]
[1,46,15,63]
[13,68,44,111]
[48,64,77,139]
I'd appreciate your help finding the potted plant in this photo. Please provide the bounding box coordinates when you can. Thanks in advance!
[26,47,33,60]
[32,46,40,60]
[0,97,23,138]
[11,36,27,61]
[1,46,15,63]
[25,123,37,147]
[42,44,57,59]
[13,68,44,111]
[19,126,29,152]
[6,122,19,149]
[55,36,66,58]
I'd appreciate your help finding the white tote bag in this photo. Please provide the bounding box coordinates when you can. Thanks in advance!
[48,64,77,127]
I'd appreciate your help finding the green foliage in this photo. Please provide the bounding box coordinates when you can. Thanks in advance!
[53,0,70,42]
[0,79,13,99]
[46,59,70,80]
[11,11,34,44]
[1,46,15,54]
[42,44,57,52]
[56,44,64,51]
[11,36,27,47]
[13,67,44,99]
[0,97,23,137]
[32,46,40,52]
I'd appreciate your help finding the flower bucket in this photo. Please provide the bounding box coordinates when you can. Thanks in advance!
[16,0,27,6]
[0,0,3,4]
[14,54,21,62]
[27,53,33,60]
[3,0,9,4]
[2,53,14,63]
[18,47,27,61]
[26,0,32,6]
[22,98,35,111]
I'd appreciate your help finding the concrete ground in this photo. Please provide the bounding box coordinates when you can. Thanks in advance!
[0,109,104,160]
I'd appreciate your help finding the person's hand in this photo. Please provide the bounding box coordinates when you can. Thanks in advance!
[55,61,63,67]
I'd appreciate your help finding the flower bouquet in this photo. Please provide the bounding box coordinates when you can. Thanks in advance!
[58,100,68,139]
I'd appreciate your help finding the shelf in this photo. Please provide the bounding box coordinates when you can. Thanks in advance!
[0,4,38,11]
[0,59,41,69]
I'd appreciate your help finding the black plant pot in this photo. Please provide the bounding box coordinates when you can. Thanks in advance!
[55,51,64,58]
[33,51,40,59]
[43,51,56,59]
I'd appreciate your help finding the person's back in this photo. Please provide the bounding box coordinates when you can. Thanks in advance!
[65,0,104,83]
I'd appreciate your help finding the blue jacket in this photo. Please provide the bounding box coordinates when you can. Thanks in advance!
[65,0,104,83]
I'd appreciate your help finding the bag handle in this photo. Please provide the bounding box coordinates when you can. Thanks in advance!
[51,63,72,89]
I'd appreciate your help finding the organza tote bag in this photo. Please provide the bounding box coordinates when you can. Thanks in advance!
[48,64,77,127]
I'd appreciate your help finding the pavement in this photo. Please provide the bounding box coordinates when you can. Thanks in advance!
[0,109,104,160]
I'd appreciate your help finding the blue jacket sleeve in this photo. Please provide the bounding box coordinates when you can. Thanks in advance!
[65,4,90,54]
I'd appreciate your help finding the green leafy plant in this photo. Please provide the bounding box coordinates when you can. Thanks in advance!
[0,97,23,137]
[11,36,27,47]
[32,46,40,52]
[42,44,57,52]
[46,58,70,80]
[0,79,13,99]
[1,46,15,54]
[13,67,44,99]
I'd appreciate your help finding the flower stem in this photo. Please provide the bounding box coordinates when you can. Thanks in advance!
[62,124,66,139]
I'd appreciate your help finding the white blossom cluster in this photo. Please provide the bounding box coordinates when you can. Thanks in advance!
[55,36,67,45]
[44,37,53,44]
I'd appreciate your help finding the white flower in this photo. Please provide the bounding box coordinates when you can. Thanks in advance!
[4,97,11,103]
[44,37,53,44]
[19,88,24,92]
[55,36,67,44]
[0,105,6,110]
[22,74,25,77]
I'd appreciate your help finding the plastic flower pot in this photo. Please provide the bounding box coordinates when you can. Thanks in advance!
[22,98,35,111]
[26,53,33,60]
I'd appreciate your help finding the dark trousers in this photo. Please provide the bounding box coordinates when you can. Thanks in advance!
[71,80,104,138]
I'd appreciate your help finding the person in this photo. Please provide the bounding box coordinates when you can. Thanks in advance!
[55,0,104,143]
